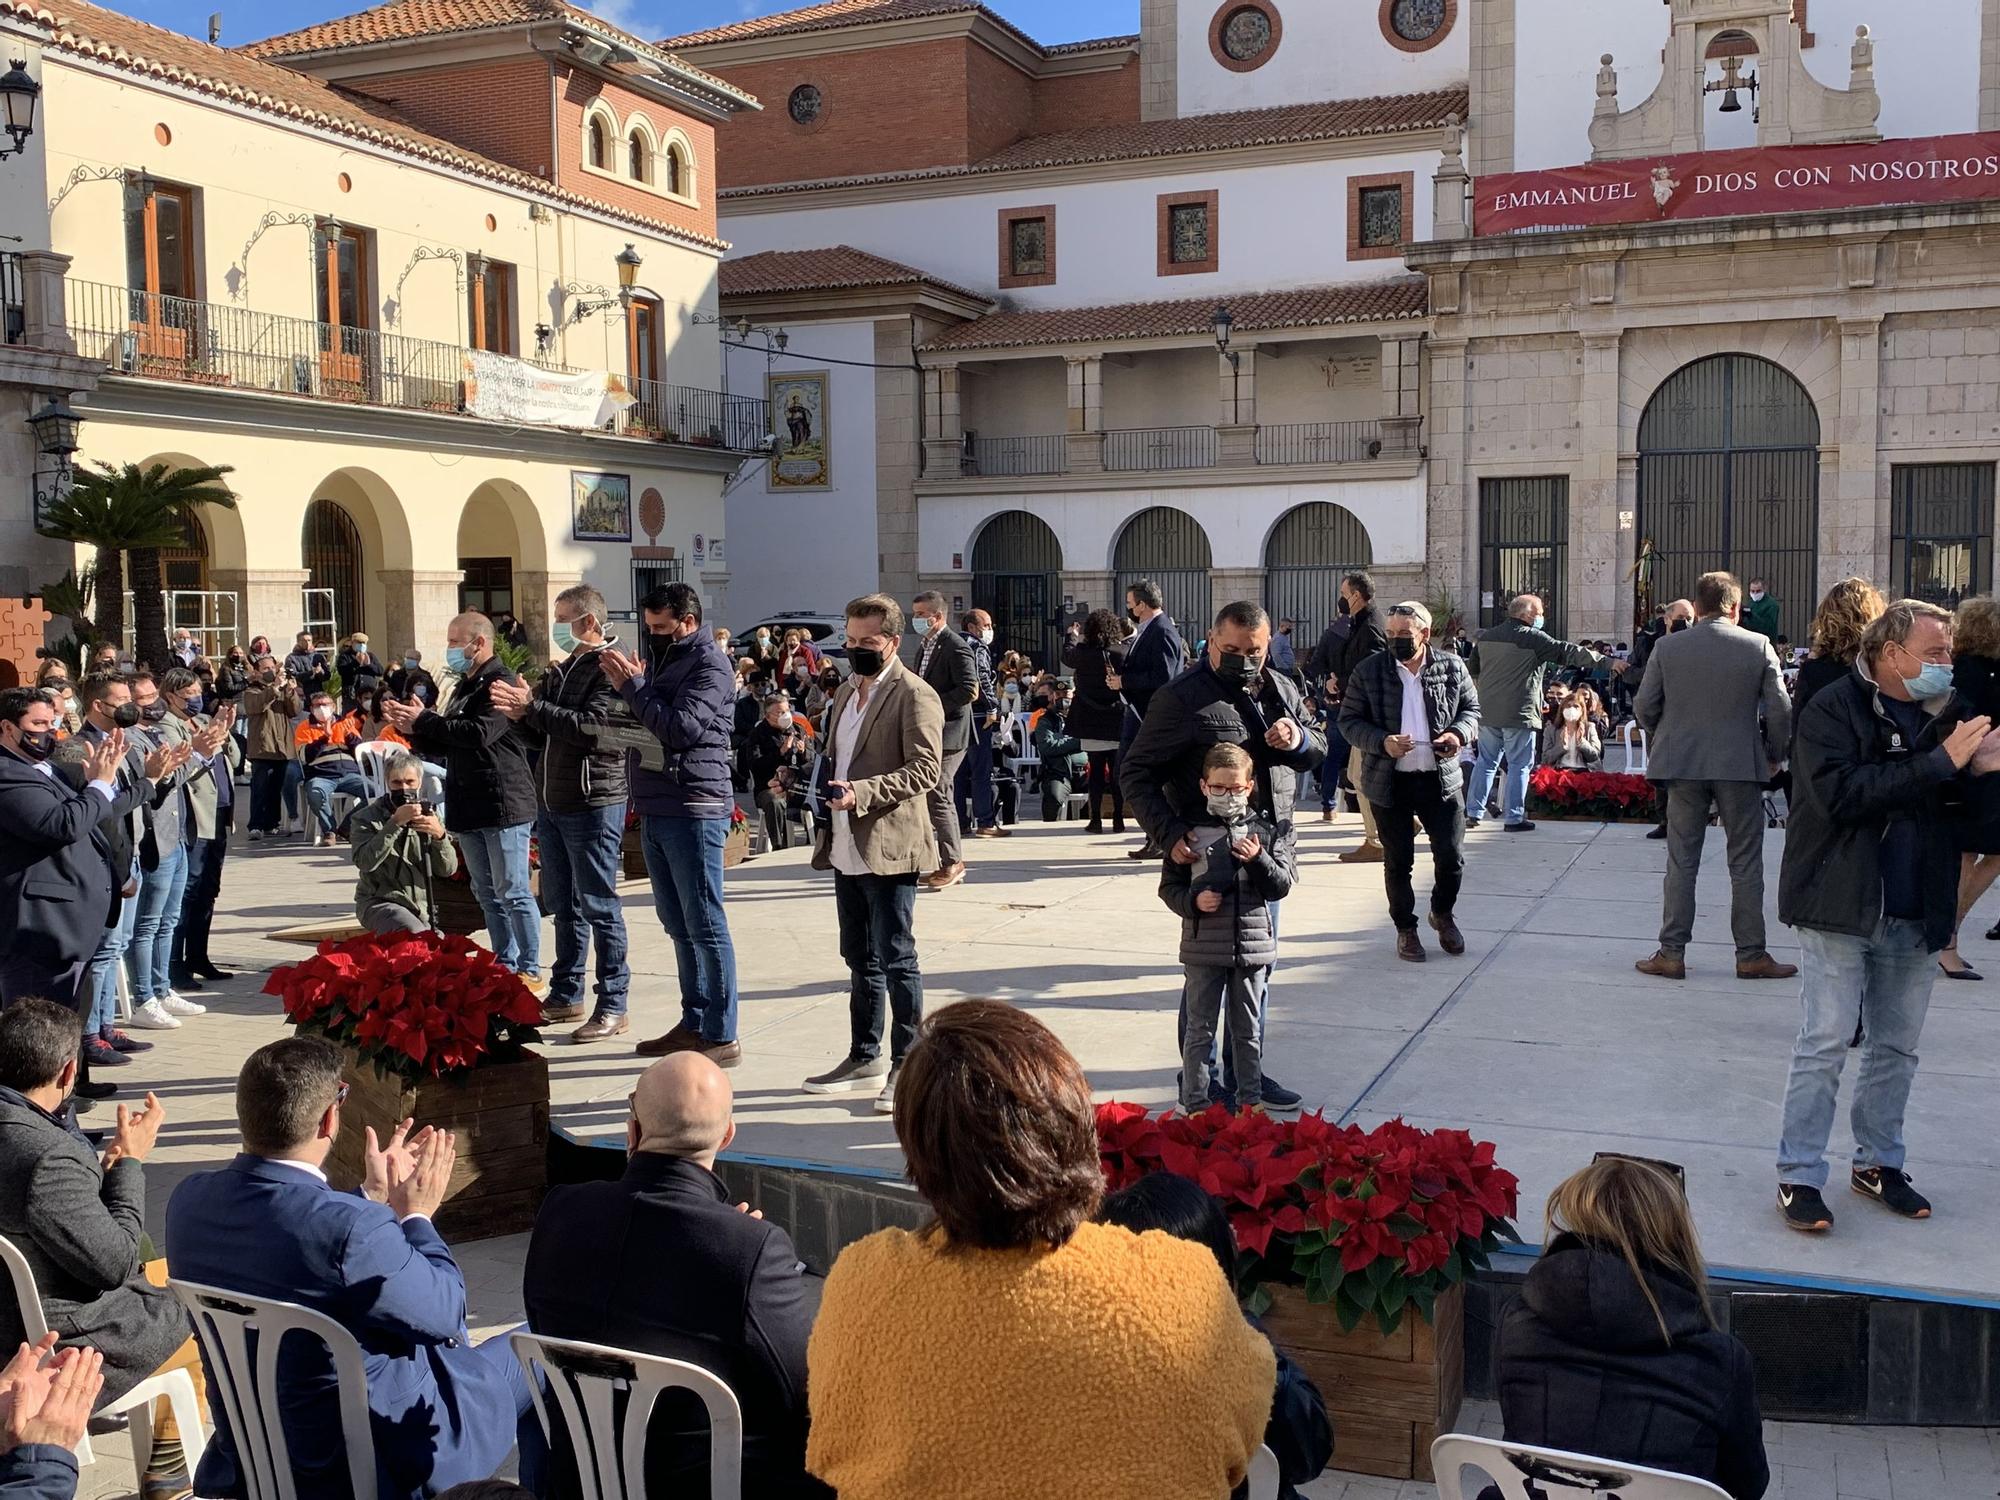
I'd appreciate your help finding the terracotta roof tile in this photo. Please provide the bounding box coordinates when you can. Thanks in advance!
[723,87,1467,197]
[720,246,987,302]
[918,278,1429,352]
[3,0,730,249]
[1044,33,1136,54]
[241,0,753,108]
[659,0,1132,59]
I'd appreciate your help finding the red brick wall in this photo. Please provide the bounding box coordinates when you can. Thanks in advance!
[554,69,721,242]
[1031,56,1139,134]
[0,599,50,691]
[965,42,1034,163]
[350,57,556,176]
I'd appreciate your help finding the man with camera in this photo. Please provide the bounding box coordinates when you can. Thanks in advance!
[348,752,457,933]
[747,694,812,852]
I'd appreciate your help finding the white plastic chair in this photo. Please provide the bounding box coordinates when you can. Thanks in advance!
[1620,721,1649,776]
[1244,1443,1279,1500]
[512,1331,743,1500]
[1431,1435,1732,1499]
[353,740,397,801]
[170,1279,376,1500]
[0,1236,206,1474]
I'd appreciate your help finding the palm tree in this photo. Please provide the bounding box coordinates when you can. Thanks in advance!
[39,460,236,669]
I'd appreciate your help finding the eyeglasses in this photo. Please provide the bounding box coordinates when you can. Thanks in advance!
[1387,604,1422,618]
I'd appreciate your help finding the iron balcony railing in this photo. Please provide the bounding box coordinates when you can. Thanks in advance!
[1103,425,1218,472]
[965,433,1065,476]
[1,253,23,345]
[1255,420,1383,466]
[64,278,769,453]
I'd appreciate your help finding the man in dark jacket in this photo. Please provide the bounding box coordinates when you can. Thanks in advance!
[1114,579,1187,859]
[382,612,542,986]
[602,583,740,1066]
[385,650,439,710]
[1329,572,1389,863]
[954,608,1003,841]
[1340,601,1480,964]
[525,1053,827,1499]
[1465,594,1615,831]
[1124,601,1325,1113]
[493,584,631,1043]
[282,632,330,699]
[910,592,976,889]
[1774,600,2000,1233]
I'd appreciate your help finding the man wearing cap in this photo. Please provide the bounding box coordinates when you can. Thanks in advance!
[1339,601,1481,963]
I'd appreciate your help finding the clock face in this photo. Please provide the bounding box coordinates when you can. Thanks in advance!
[787,84,822,125]
[1391,0,1447,41]
[1220,6,1273,61]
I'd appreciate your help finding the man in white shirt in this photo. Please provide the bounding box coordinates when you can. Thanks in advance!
[801,595,945,1114]
[1338,602,1482,964]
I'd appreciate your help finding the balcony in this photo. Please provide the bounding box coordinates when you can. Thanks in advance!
[65,279,769,453]
[964,434,1065,476]
[924,417,1411,482]
[1255,420,1381,466]
[1104,425,1218,472]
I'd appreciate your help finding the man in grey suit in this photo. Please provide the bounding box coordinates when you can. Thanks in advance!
[1634,571,1797,981]
[910,591,976,891]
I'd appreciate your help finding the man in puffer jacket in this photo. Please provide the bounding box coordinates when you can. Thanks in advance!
[1159,744,1296,1116]
[601,582,741,1067]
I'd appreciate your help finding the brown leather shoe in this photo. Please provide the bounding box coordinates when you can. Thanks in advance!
[539,1002,586,1025]
[974,825,1012,839]
[1428,912,1465,955]
[694,1039,742,1068]
[572,1014,630,1044]
[920,862,966,891]
[1320,810,1335,823]
[1635,951,1687,980]
[1737,954,1800,980]
[635,1023,705,1057]
[1339,842,1386,864]
[1396,928,1426,963]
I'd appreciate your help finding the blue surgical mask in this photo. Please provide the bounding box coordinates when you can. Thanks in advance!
[1530,617,1545,632]
[1903,660,1954,700]
[445,645,472,674]
[551,622,578,655]
[911,616,934,637]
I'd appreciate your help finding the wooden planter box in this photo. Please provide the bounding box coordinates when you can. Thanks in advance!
[620,822,750,875]
[326,1047,549,1240]
[1260,1281,1464,1482]
[429,870,548,936]
[724,821,751,867]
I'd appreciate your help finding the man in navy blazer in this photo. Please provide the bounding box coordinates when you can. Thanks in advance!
[1113,580,1187,859]
[0,689,131,1008]
[165,1036,539,1500]
[524,1052,828,1499]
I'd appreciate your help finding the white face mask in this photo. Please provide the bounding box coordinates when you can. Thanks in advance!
[313,705,334,722]
[1205,787,1251,821]
[979,629,994,646]
[1562,706,1581,723]
[1749,591,1765,602]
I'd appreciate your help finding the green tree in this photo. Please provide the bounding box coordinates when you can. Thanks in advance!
[38,461,236,670]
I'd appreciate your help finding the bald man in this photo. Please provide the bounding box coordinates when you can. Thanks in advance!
[524,1056,827,1499]
[382,611,543,986]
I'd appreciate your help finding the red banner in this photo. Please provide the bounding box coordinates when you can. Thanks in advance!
[1474,131,2000,235]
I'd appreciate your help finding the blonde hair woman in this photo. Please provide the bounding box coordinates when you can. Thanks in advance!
[1495,1157,1768,1497]
[1940,596,2000,976]
[1796,577,1885,722]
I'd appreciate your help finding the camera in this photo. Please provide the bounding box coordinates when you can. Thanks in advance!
[390,789,423,807]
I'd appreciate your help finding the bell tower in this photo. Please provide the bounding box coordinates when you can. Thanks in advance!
[1589,0,1879,161]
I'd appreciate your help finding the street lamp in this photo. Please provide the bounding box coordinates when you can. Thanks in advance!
[0,60,39,160]
[1212,303,1242,423]
[28,394,82,530]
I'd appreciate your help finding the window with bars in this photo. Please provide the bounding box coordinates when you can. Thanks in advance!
[1169,204,1209,263]
[1480,477,1569,636]
[1158,191,1219,276]
[633,557,685,606]
[1359,187,1404,247]
[1890,463,1995,609]
[1010,218,1047,277]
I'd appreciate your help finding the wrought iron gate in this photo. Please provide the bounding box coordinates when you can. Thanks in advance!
[1115,505,1212,642]
[971,509,1063,667]
[1479,477,1569,636]
[1262,502,1372,644]
[1890,463,1995,609]
[302,497,365,639]
[1636,354,1819,632]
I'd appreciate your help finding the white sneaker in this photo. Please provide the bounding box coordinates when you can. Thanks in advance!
[128,999,181,1030]
[161,991,206,1017]
[872,1065,901,1116]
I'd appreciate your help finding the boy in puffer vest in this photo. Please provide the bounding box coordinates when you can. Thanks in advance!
[1159,743,1297,1115]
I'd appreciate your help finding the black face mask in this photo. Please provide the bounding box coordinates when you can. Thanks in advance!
[645,632,678,670]
[848,646,885,677]
[1214,652,1262,686]
[1127,609,1142,625]
[1669,618,1690,633]
[139,703,167,724]
[1390,636,1421,662]
[111,702,141,729]
[14,729,54,762]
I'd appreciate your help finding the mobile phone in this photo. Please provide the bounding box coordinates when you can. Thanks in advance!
[420,801,436,817]
[1592,1151,1687,1193]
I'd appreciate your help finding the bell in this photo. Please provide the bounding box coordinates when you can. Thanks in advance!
[1718,87,1742,113]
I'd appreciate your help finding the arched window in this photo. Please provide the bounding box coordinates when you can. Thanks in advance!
[665,145,685,196]
[628,130,652,183]
[586,115,609,170]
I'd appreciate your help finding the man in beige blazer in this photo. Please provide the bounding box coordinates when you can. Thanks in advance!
[803,594,945,1113]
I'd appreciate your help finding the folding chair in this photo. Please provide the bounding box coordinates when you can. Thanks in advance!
[1431,1435,1731,1499]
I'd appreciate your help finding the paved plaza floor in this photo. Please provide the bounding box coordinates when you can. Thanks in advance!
[87,800,2000,1496]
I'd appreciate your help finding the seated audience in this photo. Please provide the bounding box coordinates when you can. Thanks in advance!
[1539,689,1603,768]
[524,1053,828,1499]
[1030,682,1088,821]
[0,1000,201,1500]
[0,1331,105,1500]
[806,1000,1274,1500]
[1098,1174,1332,1500]
[164,1036,540,1500]
[348,753,456,933]
[1496,1157,1767,1500]
[292,693,367,848]
[747,696,812,852]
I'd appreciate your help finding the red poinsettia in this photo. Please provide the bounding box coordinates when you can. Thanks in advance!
[1527,767,1658,821]
[1097,1104,1520,1334]
[264,931,542,1081]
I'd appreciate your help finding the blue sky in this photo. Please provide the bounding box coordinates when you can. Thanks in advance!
[135,0,1139,50]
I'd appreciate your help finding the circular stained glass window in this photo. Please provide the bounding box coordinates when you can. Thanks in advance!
[787,84,823,125]
[1220,7,1273,61]
[1390,0,1446,41]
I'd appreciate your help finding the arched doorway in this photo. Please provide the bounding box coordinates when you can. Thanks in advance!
[1263,502,1372,643]
[970,510,1063,667]
[1114,506,1212,640]
[302,497,365,640]
[1635,354,1819,629]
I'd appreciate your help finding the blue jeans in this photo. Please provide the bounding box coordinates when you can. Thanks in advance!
[303,772,368,834]
[129,842,189,1002]
[834,871,922,1062]
[1178,899,1280,1098]
[955,719,996,830]
[640,815,738,1041]
[1778,917,1937,1190]
[1465,724,1537,825]
[456,824,542,977]
[537,805,629,1015]
[1317,720,1349,810]
[86,873,140,1033]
